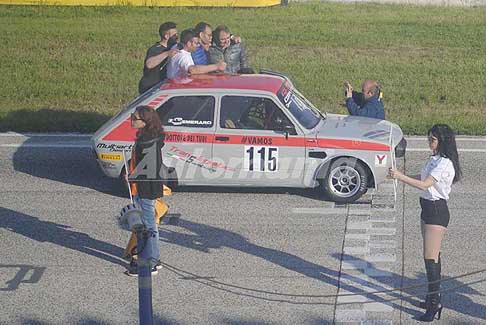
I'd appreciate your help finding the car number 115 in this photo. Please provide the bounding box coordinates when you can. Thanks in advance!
[244,146,279,172]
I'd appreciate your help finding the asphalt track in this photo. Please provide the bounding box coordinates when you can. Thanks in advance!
[0,133,485,324]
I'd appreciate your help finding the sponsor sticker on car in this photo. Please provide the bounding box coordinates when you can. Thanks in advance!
[375,154,387,167]
[100,153,122,161]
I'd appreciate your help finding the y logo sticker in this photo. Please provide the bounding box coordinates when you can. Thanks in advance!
[375,154,387,167]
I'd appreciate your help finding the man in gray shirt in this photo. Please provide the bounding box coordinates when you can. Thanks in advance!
[209,25,249,74]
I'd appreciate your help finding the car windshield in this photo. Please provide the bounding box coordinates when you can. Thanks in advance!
[277,83,322,129]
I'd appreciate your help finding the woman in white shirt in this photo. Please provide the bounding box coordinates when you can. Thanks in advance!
[389,124,461,322]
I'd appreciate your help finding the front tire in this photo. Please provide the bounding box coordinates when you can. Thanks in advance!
[322,158,369,203]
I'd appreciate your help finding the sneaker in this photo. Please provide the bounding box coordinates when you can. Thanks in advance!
[125,265,158,277]
[130,258,162,271]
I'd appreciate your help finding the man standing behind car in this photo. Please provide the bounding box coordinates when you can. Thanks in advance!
[344,80,385,120]
[138,22,179,94]
[209,25,249,74]
[167,29,226,79]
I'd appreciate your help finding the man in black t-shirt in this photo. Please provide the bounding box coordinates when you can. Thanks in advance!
[138,22,179,94]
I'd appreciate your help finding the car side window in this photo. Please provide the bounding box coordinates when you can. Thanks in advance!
[157,96,215,128]
[220,96,293,131]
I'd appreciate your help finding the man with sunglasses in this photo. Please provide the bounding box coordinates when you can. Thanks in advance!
[167,29,226,79]
[138,22,180,94]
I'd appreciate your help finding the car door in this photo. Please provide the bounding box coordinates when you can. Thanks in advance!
[212,94,306,186]
[156,94,216,185]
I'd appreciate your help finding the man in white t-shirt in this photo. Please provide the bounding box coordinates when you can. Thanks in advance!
[167,29,226,79]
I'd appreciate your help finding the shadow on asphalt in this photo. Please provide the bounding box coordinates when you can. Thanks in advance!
[12,142,129,198]
[0,207,126,272]
[174,185,327,201]
[0,108,110,133]
[0,264,46,292]
[11,138,332,201]
[157,219,412,310]
[157,218,485,320]
[335,254,486,321]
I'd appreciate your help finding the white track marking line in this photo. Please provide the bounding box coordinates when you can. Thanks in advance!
[291,207,342,214]
[0,133,93,137]
[407,148,486,153]
[409,137,486,141]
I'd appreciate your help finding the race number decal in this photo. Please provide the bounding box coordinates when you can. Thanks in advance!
[244,146,278,172]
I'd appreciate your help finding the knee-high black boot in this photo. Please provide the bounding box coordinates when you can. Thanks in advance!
[419,258,443,322]
[420,254,441,309]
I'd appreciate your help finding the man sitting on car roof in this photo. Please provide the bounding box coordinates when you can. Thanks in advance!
[167,29,226,79]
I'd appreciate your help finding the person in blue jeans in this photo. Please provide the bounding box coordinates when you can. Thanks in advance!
[344,80,385,120]
[127,105,166,276]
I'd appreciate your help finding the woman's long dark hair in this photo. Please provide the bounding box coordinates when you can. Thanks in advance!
[428,124,462,183]
[135,105,164,141]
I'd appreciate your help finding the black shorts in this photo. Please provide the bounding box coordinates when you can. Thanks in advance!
[419,197,450,228]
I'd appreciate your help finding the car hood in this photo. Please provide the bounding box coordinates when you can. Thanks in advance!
[315,114,404,148]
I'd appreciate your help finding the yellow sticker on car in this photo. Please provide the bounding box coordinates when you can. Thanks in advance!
[100,153,122,161]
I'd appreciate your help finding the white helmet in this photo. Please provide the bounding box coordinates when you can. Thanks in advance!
[118,203,144,232]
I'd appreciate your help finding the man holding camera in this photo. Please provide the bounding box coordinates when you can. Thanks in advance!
[344,80,385,120]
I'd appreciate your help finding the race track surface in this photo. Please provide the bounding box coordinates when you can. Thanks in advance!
[1,134,485,324]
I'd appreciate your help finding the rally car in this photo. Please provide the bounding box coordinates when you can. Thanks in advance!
[92,71,406,203]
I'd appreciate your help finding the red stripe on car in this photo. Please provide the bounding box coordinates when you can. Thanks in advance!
[103,126,389,151]
[102,119,137,141]
[317,138,390,151]
[147,94,168,107]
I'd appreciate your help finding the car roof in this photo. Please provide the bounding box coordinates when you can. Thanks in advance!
[160,73,286,94]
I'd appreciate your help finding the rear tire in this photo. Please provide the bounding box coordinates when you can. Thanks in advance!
[322,158,369,203]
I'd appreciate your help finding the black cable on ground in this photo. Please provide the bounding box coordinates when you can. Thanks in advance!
[160,260,486,299]
[332,203,350,323]
[160,260,486,306]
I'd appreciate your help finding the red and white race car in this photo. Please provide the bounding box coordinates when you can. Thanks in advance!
[92,71,406,203]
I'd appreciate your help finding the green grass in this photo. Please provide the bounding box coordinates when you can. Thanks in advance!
[0,3,485,134]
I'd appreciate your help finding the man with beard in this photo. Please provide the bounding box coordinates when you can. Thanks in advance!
[138,21,179,94]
